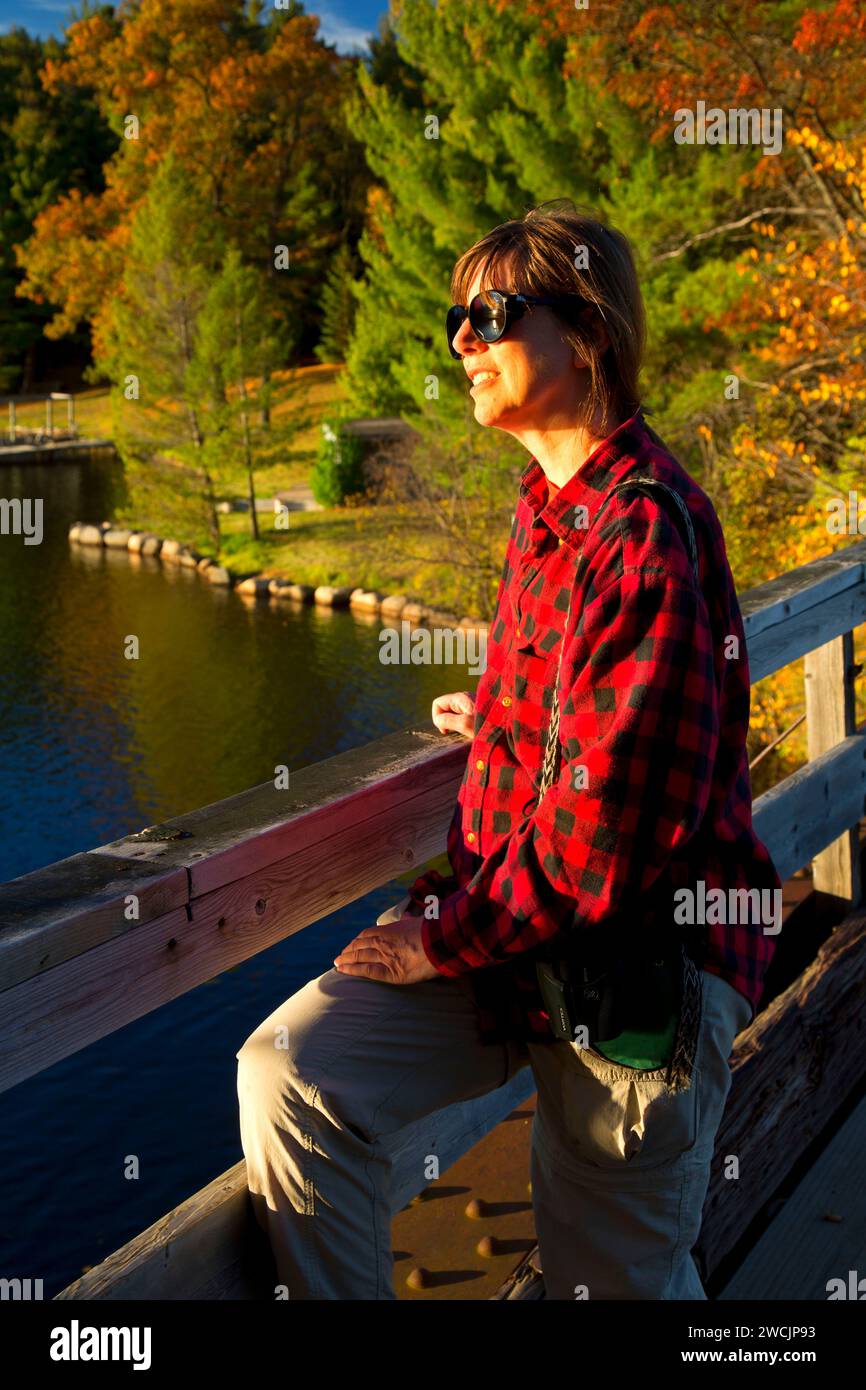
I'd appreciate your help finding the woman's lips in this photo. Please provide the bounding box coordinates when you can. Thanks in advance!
[470,374,498,392]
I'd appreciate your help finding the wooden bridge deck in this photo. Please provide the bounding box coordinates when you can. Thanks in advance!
[718,1086,866,1301]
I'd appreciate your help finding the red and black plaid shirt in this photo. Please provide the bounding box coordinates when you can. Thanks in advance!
[410,409,781,1045]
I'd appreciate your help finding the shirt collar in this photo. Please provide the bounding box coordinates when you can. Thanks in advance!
[519,408,651,550]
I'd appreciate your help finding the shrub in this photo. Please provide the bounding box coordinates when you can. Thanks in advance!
[310,418,366,507]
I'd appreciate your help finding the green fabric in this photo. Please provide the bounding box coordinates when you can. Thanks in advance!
[592,1011,679,1070]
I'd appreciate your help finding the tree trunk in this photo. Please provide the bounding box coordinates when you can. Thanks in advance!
[242,407,259,541]
[187,408,220,553]
[260,364,271,429]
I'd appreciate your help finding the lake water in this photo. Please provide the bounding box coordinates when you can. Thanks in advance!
[0,451,478,1297]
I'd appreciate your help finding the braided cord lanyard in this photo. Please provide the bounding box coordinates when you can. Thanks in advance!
[535,476,704,1091]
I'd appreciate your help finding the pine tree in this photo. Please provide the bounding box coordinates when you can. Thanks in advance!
[314,242,359,365]
[190,247,301,541]
[98,157,224,549]
[343,0,751,448]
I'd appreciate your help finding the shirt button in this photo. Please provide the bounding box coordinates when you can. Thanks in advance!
[475,759,485,771]
[502,695,512,707]
[467,832,476,843]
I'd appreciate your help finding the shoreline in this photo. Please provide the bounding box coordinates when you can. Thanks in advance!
[67,520,490,635]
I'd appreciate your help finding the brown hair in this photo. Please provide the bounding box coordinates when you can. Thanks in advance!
[450,199,645,431]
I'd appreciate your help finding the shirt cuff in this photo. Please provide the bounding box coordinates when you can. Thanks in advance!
[420,886,495,975]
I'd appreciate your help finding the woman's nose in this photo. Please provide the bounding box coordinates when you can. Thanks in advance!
[452,315,480,356]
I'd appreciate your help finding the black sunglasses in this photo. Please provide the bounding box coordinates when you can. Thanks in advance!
[446,289,588,359]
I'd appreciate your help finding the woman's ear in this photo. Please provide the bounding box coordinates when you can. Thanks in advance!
[572,307,610,370]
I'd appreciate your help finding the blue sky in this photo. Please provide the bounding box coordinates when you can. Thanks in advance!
[0,1,389,53]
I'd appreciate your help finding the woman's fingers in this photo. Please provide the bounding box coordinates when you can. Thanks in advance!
[432,690,476,738]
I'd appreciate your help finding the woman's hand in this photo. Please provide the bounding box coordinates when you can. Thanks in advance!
[334,917,441,984]
[432,690,476,740]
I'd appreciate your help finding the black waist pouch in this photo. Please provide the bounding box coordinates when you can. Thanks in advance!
[535,929,690,1044]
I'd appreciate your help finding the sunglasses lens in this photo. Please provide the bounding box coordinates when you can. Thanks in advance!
[446,305,467,358]
[471,290,506,342]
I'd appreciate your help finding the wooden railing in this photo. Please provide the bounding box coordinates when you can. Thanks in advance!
[0,392,76,442]
[2,535,866,1298]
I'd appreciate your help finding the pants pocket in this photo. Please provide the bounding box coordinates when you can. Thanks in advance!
[563,1043,701,1171]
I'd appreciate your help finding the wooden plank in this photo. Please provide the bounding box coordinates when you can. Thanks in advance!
[736,536,866,683]
[55,1069,535,1300]
[0,726,467,994]
[740,539,866,640]
[695,905,866,1279]
[805,632,862,903]
[0,856,189,992]
[0,765,462,1093]
[718,1092,866,1300]
[185,730,466,899]
[746,579,866,685]
[750,733,866,885]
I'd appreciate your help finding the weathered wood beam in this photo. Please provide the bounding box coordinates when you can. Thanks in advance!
[696,904,866,1279]
[0,732,469,1094]
[751,733,866,885]
[0,727,467,994]
[740,539,866,684]
[805,631,862,903]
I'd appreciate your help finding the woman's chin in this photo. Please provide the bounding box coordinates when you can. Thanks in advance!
[473,398,504,426]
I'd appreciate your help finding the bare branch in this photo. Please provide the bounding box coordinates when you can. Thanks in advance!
[653,206,834,261]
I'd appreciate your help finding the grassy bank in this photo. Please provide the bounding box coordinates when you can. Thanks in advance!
[216,504,485,619]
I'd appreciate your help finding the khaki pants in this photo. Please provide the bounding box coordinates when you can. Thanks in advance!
[236,897,751,1300]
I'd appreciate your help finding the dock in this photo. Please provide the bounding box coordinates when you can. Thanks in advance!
[0,390,113,462]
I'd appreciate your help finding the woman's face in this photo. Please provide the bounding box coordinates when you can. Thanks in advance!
[451,258,595,436]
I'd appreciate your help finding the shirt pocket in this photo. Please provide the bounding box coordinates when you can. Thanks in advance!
[462,694,521,852]
[514,607,563,657]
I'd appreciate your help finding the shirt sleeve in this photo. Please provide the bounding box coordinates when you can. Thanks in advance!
[421,561,719,974]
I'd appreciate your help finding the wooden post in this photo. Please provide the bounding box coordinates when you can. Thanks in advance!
[8,400,15,439]
[67,395,75,434]
[46,396,53,436]
[804,629,862,904]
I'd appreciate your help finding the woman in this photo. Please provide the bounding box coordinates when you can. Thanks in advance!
[236,200,782,1299]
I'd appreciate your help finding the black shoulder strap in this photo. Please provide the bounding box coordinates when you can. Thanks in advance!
[536,474,703,808]
[608,475,701,588]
